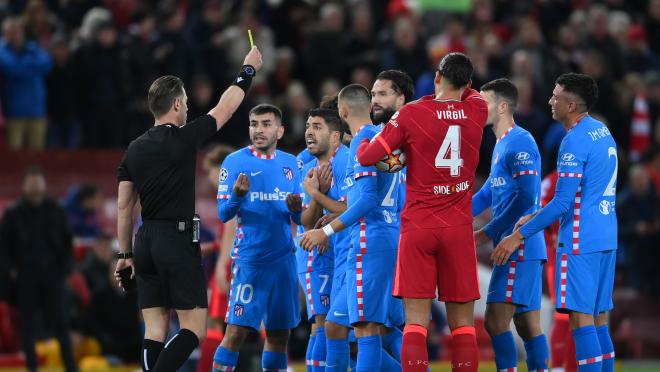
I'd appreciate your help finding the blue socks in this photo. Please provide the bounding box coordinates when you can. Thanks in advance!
[491,331,517,370]
[573,325,602,372]
[325,339,349,372]
[306,335,316,371]
[356,335,381,372]
[212,346,238,371]
[312,327,327,371]
[383,327,403,361]
[380,348,401,371]
[262,351,287,371]
[597,325,615,372]
[524,334,549,371]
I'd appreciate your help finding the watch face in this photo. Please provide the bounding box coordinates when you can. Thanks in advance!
[245,66,255,76]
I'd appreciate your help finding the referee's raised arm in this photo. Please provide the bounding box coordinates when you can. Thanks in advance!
[208,46,263,131]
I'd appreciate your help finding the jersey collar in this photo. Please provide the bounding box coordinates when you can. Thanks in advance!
[567,113,589,132]
[496,124,515,143]
[248,145,277,160]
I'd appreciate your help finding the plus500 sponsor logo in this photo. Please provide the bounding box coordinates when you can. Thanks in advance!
[490,177,507,187]
[250,189,290,202]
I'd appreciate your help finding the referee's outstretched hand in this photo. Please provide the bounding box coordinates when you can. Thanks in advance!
[233,173,250,197]
[243,46,263,72]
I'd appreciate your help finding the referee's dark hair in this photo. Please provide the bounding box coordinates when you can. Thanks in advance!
[338,84,371,115]
[555,73,599,112]
[148,75,184,118]
[437,52,473,89]
[249,103,282,123]
[480,78,518,111]
[308,108,344,141]
[376,70,415,103]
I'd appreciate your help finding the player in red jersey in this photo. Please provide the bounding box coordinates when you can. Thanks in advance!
[197,145,236,372]
[541,170,577,372]
[357,52,488,372]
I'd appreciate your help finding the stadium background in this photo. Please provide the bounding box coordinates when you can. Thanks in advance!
[0,0,659,370]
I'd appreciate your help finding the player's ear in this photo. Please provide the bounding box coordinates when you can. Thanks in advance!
[395,93,405,107]
[277,122,285,140]
[434,71,441,85]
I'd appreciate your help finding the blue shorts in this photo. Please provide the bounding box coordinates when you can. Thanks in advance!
[298,269,333,321]
[487,259,544,314]
[347,247,398,325]
[556,250,615,316]
[226,254,300,331]
[326,269,350,328]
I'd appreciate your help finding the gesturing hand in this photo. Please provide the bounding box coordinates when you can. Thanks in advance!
[243,46,263,71]
[233,173,250,197]
[300,229,329,252]
[286,193,302,213]
[304,168,321,196]
[318,163,333,194]
[492,231,523,266]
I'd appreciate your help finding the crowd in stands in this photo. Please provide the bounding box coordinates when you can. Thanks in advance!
[0,0,659,367]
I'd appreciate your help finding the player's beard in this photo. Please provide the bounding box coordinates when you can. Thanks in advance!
[252,134,278,153]
[372,107,397,125]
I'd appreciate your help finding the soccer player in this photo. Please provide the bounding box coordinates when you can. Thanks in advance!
[497,73,617,372]
[298,108,349,371]
[300,84,402,372]
[370,69,415,361]
[472,78,549,371]
[356,52,488,372]
[212,104,303,372]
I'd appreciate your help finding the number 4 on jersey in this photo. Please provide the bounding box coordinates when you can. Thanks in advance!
[435,125,463,177]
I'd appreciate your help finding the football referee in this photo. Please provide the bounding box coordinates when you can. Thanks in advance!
[114,47,262,372]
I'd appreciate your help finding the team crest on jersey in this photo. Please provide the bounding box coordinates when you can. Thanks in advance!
[283,167,294,180]
[234,304,244,317]
[320,294,330,307]
[219,168,228,182]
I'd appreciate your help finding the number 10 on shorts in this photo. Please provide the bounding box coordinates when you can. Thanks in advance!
[235,283,254,304]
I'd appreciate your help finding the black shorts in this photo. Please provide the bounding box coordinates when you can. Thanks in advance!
[133,221,208,310]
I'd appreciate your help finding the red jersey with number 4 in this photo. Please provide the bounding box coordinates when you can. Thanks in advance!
[366,89,487,231]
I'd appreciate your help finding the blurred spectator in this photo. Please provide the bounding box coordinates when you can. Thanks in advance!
[192,0,231,97]
[552,23,583,73]
[82,262,140,363]
[645,0,660,56]
[579,49,620,129]
[583,4,625,79]
[617,164,660,297]
[0,16,52,150]
[46,33,80,149]
[342,1,378,73]
[379,15,427,82]
[350,65,375,89]
[301,2,348,94]
[269,47,296,98]
[80,234,115,296]
[624,24,660,75]
[73,21,127,148]
[512,77,551,146]
[153,4,196,83]
[21,0,57,47]
[187,75,214,120]
[281,80,313,148]
[124,10,159,143]
[0,166,77,372]
[64,184,103,238]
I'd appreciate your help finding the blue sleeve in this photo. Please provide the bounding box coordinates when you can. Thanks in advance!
[338,174,379,228]
[472,177,492,216]
[483,174,536,238]
[0,44,52,77]
[217,155,243,222]
[518,175,581,238]
[290,163,303,225]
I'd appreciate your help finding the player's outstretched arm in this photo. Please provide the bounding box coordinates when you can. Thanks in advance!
[207,47,263,131]
[472,178,492,217]
[483,174,536,238]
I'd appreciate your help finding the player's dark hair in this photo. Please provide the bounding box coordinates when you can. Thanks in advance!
[249,103,283,122]
[338,84,371,114]
[437,52,473,88]
[320,95,339,111]
[375,70,415,103]
[148,75,185,118]
[307,108,344,140]
[555,73,599,111]
[481,78,518,110]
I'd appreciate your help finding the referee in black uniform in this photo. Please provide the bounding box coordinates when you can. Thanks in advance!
[114,47,262,372]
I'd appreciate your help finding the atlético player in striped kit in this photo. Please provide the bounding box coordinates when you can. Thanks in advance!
[497,73,618,372]
[472,78,549,372]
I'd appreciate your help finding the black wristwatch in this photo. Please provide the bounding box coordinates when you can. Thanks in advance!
[116,251,134,259]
